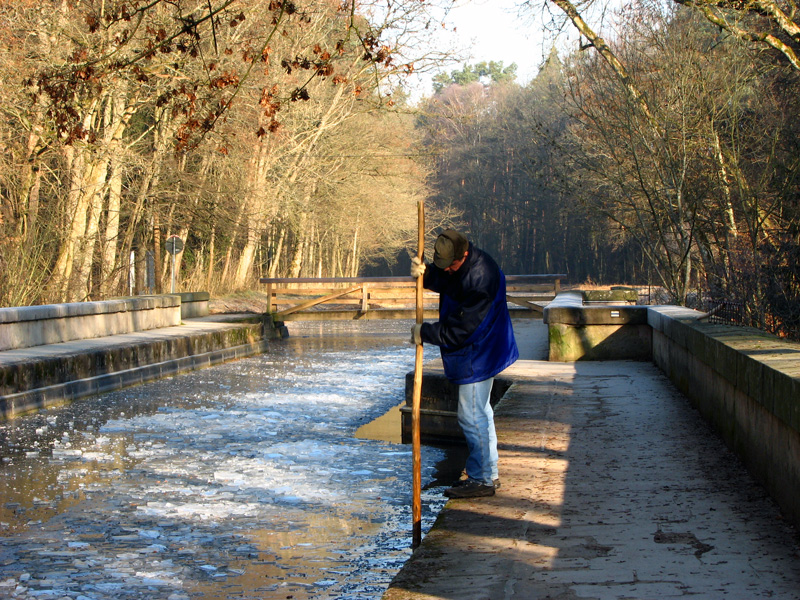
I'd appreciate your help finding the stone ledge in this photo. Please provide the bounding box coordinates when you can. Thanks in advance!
[0,295,179,324]
[177,292,210,319]
[0,295,197,351]
[401,362,511,443]
[644,305,800,530]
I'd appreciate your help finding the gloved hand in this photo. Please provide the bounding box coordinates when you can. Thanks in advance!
[410,324,423,345]
[410,256,426,279]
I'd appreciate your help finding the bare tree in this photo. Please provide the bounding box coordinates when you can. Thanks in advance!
[0,0,455,305]
[672,0,800,70]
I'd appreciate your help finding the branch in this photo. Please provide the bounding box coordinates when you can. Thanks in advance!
[673,0,800,70]
[548,0,658,127]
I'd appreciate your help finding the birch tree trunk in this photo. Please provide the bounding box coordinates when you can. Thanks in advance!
[206,225,217,293]
[49,118,93,301]
[21,123,44,249]
[349,221,359,278]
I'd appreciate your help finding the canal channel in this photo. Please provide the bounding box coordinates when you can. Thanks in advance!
[0,320,464,599]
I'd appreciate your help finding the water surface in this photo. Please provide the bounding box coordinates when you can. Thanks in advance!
[0,319,454,599]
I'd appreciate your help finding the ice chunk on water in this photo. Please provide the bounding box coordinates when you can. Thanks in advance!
[213,471,245,485]
[51,449,83,459]
[138,529,161,539]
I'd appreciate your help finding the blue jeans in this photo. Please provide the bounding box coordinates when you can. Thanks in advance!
[457,378,498,486]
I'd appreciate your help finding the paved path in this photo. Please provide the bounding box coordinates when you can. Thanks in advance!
[384,331,800,599]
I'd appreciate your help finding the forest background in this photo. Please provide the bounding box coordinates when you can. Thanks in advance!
[0,0,797,339]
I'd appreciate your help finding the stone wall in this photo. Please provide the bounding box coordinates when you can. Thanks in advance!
[648,306,800,531]
[545,293,800,530]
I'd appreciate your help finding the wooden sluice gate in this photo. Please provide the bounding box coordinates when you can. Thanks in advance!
[259,274,565,322]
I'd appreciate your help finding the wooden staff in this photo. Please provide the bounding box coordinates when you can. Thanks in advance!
[412,201,424,548]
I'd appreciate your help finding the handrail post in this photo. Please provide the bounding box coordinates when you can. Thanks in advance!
[266,283,274,314]
[361,284,369,313]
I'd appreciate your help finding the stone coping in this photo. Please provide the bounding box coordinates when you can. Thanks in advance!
[177,291,210,302]
[0,295,180,324]
[0,295,186,352]
[544,291,648,325]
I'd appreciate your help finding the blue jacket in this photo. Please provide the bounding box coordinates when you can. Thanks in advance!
[420,243,519,384]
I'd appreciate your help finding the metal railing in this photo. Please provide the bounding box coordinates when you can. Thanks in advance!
[701,298,799,341]
[702,300,746,326]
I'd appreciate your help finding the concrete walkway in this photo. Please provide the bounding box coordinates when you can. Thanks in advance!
[384,323,800,599]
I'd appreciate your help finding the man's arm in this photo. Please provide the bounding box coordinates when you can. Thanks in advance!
[421,287,493,349]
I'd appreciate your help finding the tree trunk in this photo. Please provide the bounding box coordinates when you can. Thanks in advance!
[21,125,43,249]
[268,224,286,278]
[206,225,216,293]
[289,212,308,278]
[101,156,123,298]
[48,139,88,301]
[234,226,260,288]
[73,166,105,300]
[349,222,359,277]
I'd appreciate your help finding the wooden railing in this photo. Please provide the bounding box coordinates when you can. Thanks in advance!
[258,275,565,321]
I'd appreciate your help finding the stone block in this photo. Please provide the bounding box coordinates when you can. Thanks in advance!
[770,367,799,430]
[714,339,740,383]
[647,309,663,332]
[582,289,638,303]
[178,291,211,319]
[547,320,651,362]
[662,315,685,348]
[736,350,763,402]
[401,369,511,443]
[792,377,800,431]
[685,324,706,360]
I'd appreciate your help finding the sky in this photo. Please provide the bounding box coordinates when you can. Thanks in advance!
[406,0,561,100]
[444,0,546,84]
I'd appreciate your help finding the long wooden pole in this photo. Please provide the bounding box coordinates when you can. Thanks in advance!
[412,201,424,548]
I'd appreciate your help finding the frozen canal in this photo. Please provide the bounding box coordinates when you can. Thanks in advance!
[0,320,461,600]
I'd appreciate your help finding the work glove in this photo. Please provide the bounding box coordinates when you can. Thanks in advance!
[410,324,423,345]
[410,256,426,279]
